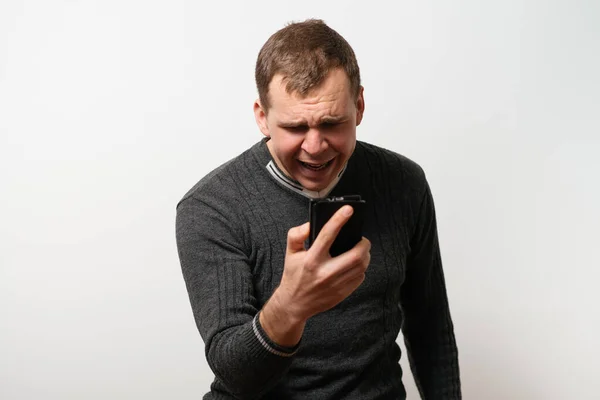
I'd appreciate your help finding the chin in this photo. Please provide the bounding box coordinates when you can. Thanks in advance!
[302,183,325,192]
[298,174,335,192]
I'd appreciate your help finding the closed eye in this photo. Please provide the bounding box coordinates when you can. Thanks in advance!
[280,120,344,132]
[283,125,309,133]
[320,122,339,129]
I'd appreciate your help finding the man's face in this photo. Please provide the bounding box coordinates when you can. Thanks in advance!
[254,68,364,192]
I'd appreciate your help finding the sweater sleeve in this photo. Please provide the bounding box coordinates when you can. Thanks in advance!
[175,196,298,399]
[400,179,462,399]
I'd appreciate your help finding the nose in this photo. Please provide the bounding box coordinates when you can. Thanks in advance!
[301,128,328,156]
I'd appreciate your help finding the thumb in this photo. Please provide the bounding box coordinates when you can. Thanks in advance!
[287,222,310,252]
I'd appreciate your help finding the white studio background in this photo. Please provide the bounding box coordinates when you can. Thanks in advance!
[1,1,599,399]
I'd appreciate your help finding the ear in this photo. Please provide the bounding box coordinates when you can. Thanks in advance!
[355,86,365,126]
[254,99,270,137]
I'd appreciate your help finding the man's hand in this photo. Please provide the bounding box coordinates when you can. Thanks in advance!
[260,205,371,347]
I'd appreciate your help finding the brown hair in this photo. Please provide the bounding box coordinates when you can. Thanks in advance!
[255,19,361,113]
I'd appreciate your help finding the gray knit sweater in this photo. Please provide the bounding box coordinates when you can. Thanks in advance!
[176,138,461,399]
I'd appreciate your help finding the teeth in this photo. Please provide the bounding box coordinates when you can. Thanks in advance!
[301,161,328,170]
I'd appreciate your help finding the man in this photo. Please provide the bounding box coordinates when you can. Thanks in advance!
[176,19,461,399]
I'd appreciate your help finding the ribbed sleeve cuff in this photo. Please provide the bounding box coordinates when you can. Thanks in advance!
[251,312,300,357]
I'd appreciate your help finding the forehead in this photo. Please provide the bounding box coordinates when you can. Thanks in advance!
[267,69,354,120]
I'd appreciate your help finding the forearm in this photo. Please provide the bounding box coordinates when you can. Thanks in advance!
[204,315,298,399]
[181,258,299,398]
[402,297,461,399]
[401,253,461,399]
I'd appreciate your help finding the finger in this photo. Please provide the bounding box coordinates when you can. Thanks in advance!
[358,237,371,254]
[324,237,371,275]
[310,205,353,256]
[336,263,367,287]
[322,254,368,293]
[287,222,310,252]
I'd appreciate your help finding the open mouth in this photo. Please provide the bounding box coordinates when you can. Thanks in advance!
[299,159,333,171]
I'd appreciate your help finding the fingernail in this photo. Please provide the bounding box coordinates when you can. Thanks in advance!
[343,206,353,216]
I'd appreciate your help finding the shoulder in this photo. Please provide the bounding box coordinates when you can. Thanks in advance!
[177,145,257,209]
[175,146,261,249]
[354,140,428,191]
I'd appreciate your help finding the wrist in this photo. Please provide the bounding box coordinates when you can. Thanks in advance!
[259,289,306,347]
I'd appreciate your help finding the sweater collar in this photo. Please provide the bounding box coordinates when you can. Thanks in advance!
[255,138,347,199]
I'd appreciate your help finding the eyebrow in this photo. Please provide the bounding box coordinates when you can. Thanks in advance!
[278,116,346,128]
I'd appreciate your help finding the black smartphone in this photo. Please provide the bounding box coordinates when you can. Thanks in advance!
[308,195,366,257]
